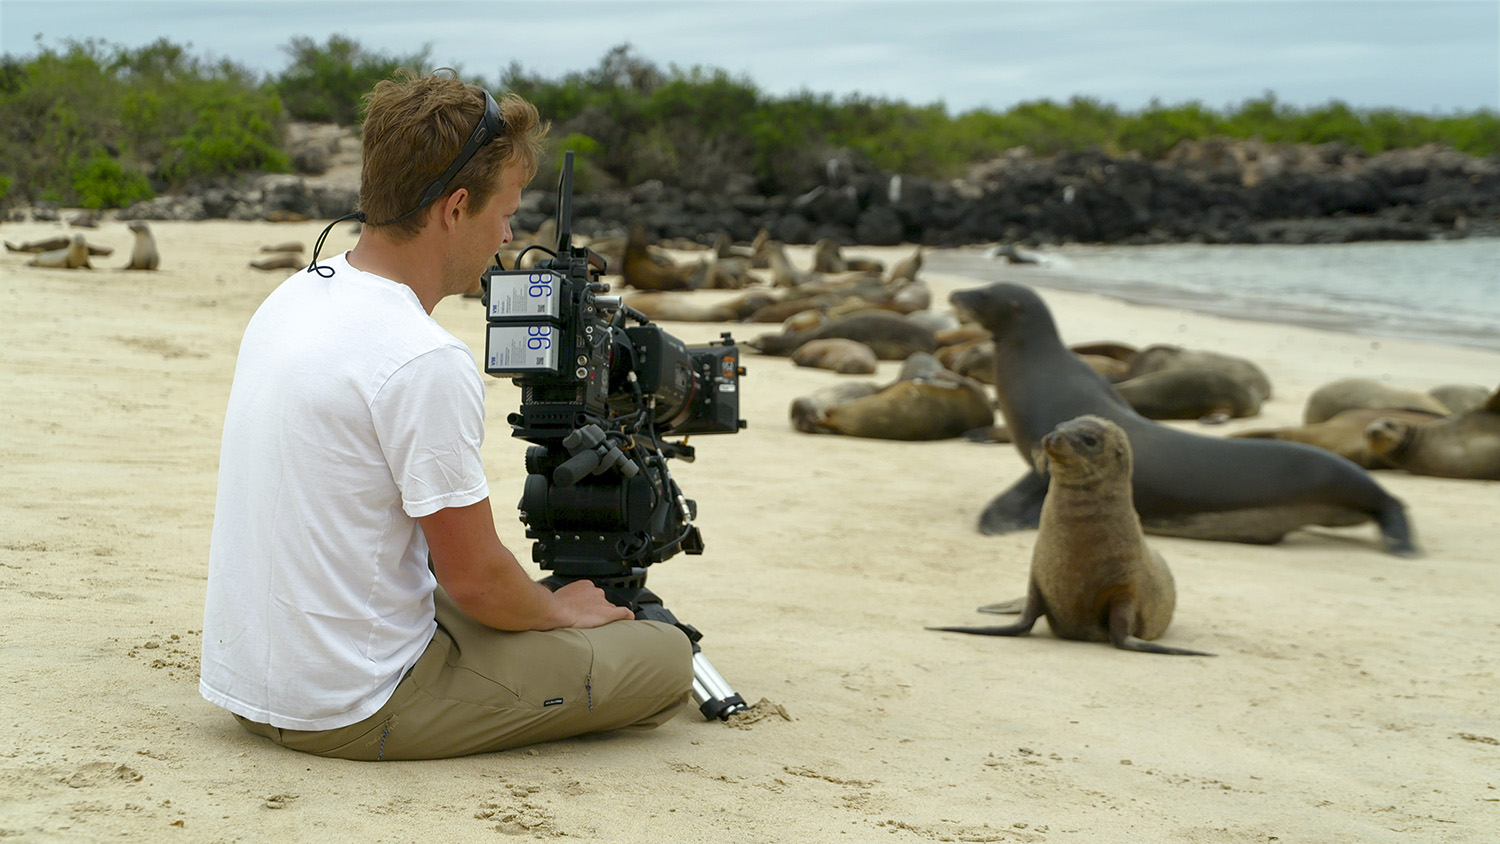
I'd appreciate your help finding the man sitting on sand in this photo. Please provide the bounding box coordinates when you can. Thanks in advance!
[199,69,692,760]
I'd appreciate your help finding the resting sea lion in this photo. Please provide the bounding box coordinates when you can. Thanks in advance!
[1113,368,1261,423]
[1232,408,1442,469]
[122,220,160,270]
[621,223,696,290]
[26,234,92,269]
[1304,377,1447,424]
[928,415,1212,655]
[791,338,878,374]
[952,282,1415,555]
[1127,344,1272,402]
[624,289,777,323]
[6,236,112,256]
[750,309,936,360]
[885,246,923,284]
[1428,383,1491,415]
[789,381,882,434]
[250,254,305,271]
[1364,386,1500,480]
[792,352,993,440]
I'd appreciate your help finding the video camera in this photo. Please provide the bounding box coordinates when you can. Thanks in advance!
[481,152,749,720]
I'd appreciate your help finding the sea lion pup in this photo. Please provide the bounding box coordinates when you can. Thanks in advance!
[953,282,1415,556]
[749,308,937,360]
[26,233,92,269]
[1364,386,1500,480]
[1232,408,1442,469]
[790,338,878,374]
[928,415,1212,656]
[122,220,160,270]
[1127,344,1272,403]
[811,237,846,273]
[1112,368,1262,423]
[1304,377,1447,424]
[6,235,112,256]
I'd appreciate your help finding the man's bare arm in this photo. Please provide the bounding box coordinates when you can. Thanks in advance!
[419,498,633,631]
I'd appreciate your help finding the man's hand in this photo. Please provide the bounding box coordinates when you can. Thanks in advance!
[419,498,631,631]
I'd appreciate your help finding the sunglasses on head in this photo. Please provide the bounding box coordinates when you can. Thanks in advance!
[411,88,506,212]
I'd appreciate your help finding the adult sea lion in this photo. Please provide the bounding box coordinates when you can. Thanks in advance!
[1232,408,1442,469]
[791,352,992,440]
[122,220,160,270]
[1127,343,1272,402]
[750,309,936,360]
[26,234,92,269]
[952,282,1415,555]
[6,235,112,256]
[1304,377,1447,424]
[1428,383,1491,415]
[1364,386,1500,480]
[928,415,1212,656]
[790,338,878,374]
[1112,368,1262,423]
[250,253,305,271]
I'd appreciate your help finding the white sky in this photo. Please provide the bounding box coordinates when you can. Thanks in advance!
[2,0,1496,114]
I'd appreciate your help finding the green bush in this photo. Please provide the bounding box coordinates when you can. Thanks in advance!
[72,153,154,208]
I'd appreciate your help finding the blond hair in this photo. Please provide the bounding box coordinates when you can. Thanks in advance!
[359,68,548,239]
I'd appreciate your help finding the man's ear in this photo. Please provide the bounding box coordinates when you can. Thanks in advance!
[438,188,469,231]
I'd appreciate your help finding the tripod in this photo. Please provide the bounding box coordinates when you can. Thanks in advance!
[539,569,747,721]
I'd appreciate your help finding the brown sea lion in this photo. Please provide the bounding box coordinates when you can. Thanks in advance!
[624,289,778,323]
[1304,377,1447,424]
[750,309,937,360]
[820,376,993,440]
[1364,386,1500,480]
[952,282,1415,556]
[1232,408,1442,469]
[928,415,1212,656]
[885,246,923,284]
[765,241,811,288]
[26,234,92,269]
[259,241,305,254]
[789,381,882,433]
[1128,344,1272,402]
[250,254,305,271]
[811,237,846,273]
[1428,383,1491,415]
[7,235,111,256]
[790,338,879,374]
[1112,368,1262,423]
[620,223,696,291]
[122,220,160,270]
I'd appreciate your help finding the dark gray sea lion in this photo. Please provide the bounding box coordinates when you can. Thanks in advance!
[790,338,879,374]
[928,415,1212,656]
[122,220,160,270]
[750,309,937,360]
[1304,377,1447,424]
[952,282,1416,555]
[1127,344,1272,402]
[1232,408,1441,469]
[1113,368,1262,423]
[1364,386,1500,480]
[26,234,92,269]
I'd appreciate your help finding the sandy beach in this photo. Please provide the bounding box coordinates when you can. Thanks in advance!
[2,216,1498,843]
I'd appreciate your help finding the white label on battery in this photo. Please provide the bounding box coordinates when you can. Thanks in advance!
[486,323,560,373]
[487,271,562,319]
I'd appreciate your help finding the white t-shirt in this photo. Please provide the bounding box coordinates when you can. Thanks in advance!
[200,252,489,731]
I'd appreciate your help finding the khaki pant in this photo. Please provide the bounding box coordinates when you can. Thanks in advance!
[235,587,693,760]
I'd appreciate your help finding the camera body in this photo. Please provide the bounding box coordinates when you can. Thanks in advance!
[482,152,746,584]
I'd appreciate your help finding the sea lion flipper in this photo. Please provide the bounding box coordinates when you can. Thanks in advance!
[1107,599,1214,656]
[976,597,1027,615]
[1376,501,1418,557]
[977,472,1046,535]
[927,587,1045,637]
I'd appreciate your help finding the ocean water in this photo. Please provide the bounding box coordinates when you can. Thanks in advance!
[929,237,1500,353]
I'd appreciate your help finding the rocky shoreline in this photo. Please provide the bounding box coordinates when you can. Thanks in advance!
[78,131,1500,247]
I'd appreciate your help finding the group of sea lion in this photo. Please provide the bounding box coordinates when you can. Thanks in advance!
[1234,376,1500,479]
[6,220,159,270]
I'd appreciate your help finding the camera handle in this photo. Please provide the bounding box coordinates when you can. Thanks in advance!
[538,573,749,721]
